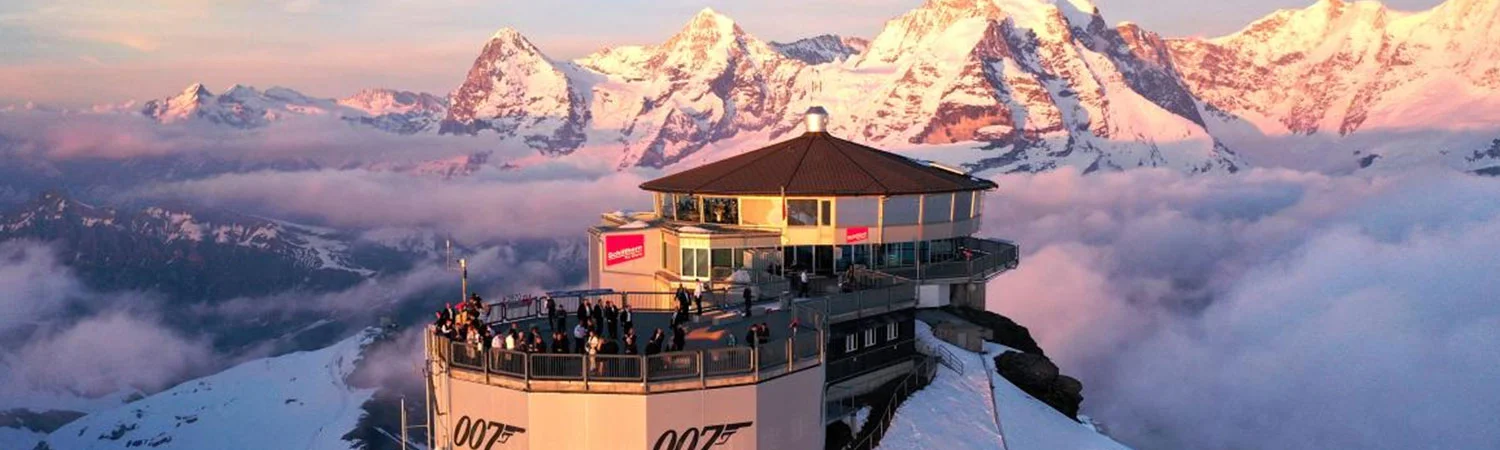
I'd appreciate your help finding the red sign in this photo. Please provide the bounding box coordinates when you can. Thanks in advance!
[845,227,870,244]
[604,234,646,266]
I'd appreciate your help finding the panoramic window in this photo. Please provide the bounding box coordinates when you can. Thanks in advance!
[675,194,701,222]
[740,198,778,226]
[658,193,676,220]
[703,197,739,224]
[836,197,879,226]
[953,191,974,221]
[923,193,953,223]
[883,196,920,225]
[787,199,819,226]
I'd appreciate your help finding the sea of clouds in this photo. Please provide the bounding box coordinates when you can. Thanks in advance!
[984,167,1500,450]
[2,111,1498,449]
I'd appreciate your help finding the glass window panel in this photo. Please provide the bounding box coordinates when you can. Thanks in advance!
[884,196,919,225]
[704,197,739,224]
[787,199,819,226]
[695,249,709,280]
[681,248,695,278]
[836,197,879,227]
[676,194,701,222]
[820,200,832,226]
[740,198,778,226]
[953,191,974,221]
[922,193,953,223]
[659,193,676,219]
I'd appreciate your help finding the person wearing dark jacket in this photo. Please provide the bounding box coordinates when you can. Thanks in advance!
[575,300,588,329]
[604,301,620,339]
[742,287,753,317]
[551,330,569,354]
[544,296,557,330]
[671,325,687,353]
[623,328,638,355]
[620,304,634,335]
[590,301,605,334]
[645,328,664,355]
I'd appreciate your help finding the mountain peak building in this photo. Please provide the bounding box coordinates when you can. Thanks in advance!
[426,108,1020,449]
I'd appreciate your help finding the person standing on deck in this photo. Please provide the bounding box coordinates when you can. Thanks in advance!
[605,300,620,339]
[799,270,811,297]
[645,328,664,355]
[573,320,589,355]
[743,286,753,317]
[694,281,706,316]
[623,328,638,355]
[621,304,634,336]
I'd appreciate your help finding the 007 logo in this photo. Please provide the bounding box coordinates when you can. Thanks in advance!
[452,415,525,450]
[652,422,753,450]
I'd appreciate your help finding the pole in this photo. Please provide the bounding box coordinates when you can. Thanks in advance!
[423,334,435,450]
[400,396,409,450]
[460,258,468,303]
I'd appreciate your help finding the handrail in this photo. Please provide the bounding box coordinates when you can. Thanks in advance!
[431,319,826,392]
[843,355,937,450]
[917,337,965,375]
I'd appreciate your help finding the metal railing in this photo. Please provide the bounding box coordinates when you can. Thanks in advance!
[879,237,1020,281]
[843,355,938,450]
[917,337,966,375]
[437,332,823,392]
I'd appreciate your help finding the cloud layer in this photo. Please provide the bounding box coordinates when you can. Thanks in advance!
[983,167,1500,450]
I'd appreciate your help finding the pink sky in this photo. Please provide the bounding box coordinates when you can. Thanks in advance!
[0,0,1444,107]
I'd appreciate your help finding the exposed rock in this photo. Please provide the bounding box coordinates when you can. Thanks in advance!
[995,351,1083,420]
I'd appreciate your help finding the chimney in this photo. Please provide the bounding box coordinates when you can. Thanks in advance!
[804,106,829,133]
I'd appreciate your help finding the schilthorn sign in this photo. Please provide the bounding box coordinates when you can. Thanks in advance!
[605,234,646,266]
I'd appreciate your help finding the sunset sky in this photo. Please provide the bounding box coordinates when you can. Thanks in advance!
[0,0,1444,107]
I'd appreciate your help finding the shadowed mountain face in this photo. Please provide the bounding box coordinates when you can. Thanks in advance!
[0,192,399,301]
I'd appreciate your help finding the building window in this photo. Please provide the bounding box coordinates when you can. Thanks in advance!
[681,248,710,279]
[704,197,739,224]
[676,194,701,222]
[886,323,898,340]
[953,191,974,221]
[820,200,832,226]
[659,193,677,220]
[740,198,779,226]
[711,248,735,279]
[864,328,876,348]
[883,196,920,225]
[845,334,857,352]
[922,193,953,224]
[787,199,819,226]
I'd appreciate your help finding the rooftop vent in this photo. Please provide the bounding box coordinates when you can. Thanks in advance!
[805,106,828,133]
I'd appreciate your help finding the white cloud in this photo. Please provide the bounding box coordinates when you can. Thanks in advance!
[983,167,1500,450]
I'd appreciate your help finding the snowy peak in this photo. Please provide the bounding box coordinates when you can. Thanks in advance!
[441,26,587,153]
[338,89,446,116]
[771,34,870,64]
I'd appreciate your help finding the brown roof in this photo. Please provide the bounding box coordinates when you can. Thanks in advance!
[640,132,996,196]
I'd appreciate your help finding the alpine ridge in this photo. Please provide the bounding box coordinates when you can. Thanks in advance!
[46,0,1500,174]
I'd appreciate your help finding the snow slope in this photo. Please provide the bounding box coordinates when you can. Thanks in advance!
[39,331,377,450]
[879,321,1129,450]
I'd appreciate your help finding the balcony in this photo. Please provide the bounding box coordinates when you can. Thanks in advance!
[879,237,1019,282]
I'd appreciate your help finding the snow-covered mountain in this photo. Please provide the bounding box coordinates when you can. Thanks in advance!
[439,3,1241,173]
[35,330,378,450]
[1167,0,1500,172]
[139,84,448,134]
[771,34,870,64]
[31,0,1500,175]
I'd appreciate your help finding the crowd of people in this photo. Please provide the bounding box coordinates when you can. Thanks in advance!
[431,293,696,361]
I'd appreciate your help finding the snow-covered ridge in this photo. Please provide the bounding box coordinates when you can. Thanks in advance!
[138,83,448,134]
[39,330,378,450]
[0,193,375,275]
[19,0,1500,174]
[771,34,870,65]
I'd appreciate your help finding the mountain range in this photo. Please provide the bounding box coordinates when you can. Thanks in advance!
[13,0,1500,176]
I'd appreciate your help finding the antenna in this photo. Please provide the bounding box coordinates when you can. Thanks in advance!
[460,258,468,303]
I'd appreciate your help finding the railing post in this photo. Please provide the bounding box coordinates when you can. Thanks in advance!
[582,355,590,391]
[698,351,706,389]
[753,345,760,380]
[523,353,531,389]
[787,338,794,371]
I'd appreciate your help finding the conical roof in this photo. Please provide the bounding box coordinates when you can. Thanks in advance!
[640,132,996,196]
